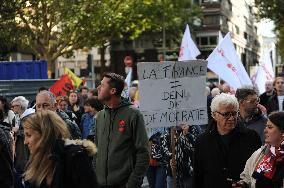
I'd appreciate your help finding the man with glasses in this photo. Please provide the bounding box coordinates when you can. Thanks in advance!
[236,86,267,143]
[11,96,35,180]
[36,91,81,139]
[193,93,261,188]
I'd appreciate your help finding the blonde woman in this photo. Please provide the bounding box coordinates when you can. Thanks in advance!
[23,110,97,188]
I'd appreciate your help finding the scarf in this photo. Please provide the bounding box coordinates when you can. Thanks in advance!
[252,142,284,180]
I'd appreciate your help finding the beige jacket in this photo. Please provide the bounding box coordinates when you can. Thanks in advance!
[240,145,268,188]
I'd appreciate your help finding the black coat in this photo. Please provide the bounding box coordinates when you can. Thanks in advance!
[0,124,13,188]
[25,140,97,188]
[259,91,275,110]
[193,122,261,188]
[267,94,284,115]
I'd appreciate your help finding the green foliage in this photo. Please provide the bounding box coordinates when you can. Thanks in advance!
[255,0,284,26]
[0,0,202,69]
[255,0,284,61]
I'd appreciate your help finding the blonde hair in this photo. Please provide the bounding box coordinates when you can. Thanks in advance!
[273,76,284,86]
[23,110,71,186]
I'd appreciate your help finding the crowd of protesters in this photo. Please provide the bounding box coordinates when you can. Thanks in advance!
[0,74,284,188]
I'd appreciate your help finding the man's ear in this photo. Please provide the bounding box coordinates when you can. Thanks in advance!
[110,88,116,95]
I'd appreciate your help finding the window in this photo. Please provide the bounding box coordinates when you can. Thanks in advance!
[196,37,200,45]
[235,25,240,34]
[203,15,220,25]
[198,36,217,46]
[244,32,247,39]
[201,37,209,45]
[209,36,217,45]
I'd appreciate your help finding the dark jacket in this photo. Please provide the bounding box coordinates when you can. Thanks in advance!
[259,91,275,110]
[0,124,13,188]
[56,109,82,139]
[254,145,284,188]
[238,109,267,144]
[267,94,284,115]
[95,99,149,188]
[193,122,261,188]
[25,139,97,188]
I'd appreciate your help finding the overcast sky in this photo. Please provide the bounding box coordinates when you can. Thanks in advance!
[258,19,275,37]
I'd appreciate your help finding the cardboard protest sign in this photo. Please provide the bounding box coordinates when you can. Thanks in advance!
[137,60,208,128]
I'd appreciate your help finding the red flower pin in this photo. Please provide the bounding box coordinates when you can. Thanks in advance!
[119,120,125,126]
[118,127,125,133]
[118,119,126,133]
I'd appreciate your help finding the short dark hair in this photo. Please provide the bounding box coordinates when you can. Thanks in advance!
[235,86,258,101]
[104,73,125,96]
[38,86,48,93]
[268,111,284,133]
[0,96,9,115]
[84,97,104,111]
[80,86,89,92]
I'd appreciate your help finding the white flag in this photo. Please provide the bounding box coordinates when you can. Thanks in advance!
[207,33,252,90]
[218,31,223,45]
[178,24,200,61]
[121,67,132,100]
[254,49,275,94]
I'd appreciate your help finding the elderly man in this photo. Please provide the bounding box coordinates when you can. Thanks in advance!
[36,90,81,139]
[235,86,267,143]
[193,93,261,188]
[11,96,35,174]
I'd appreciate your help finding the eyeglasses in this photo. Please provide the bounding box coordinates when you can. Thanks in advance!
[244,97,260,104]
[36,103,51,109]
[11,104,20,108]
[216,111,238,119]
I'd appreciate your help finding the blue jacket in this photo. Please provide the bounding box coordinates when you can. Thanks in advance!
[81,113,95,139]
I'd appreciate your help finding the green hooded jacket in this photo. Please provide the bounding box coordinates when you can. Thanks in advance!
[95,99,149,188]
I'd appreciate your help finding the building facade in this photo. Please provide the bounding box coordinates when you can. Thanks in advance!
[195,0,260,76]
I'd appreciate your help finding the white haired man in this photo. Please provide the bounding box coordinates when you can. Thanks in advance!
[193,93,261,188]
[11,96,35,175]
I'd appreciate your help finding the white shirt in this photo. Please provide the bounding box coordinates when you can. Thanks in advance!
[277,95,284,111]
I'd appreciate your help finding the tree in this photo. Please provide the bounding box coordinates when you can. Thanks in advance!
[0,0,201,77]
[88,0,202,75]
[255,0,284,60]
[0,0,102,75]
